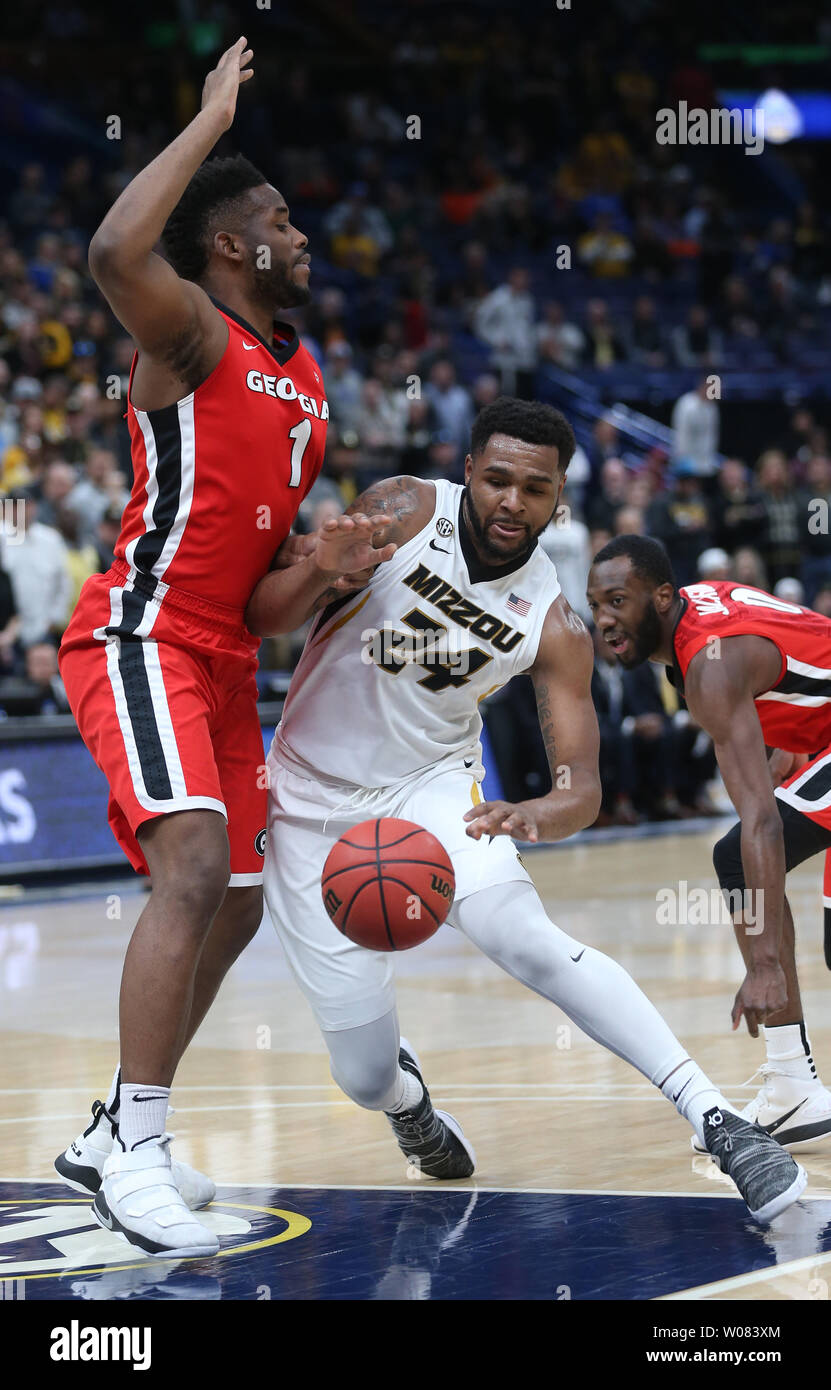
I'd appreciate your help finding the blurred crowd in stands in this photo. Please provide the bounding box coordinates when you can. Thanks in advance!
[2,0,831,822]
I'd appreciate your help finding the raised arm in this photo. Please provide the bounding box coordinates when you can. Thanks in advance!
[244,476,435,637]
[87,38,253,366]
[464,596,602,843]
[684,634,788,1030]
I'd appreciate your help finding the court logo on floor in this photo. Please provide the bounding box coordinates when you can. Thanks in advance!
[0,1186,311,1288]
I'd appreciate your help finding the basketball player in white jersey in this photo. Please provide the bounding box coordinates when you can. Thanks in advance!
[247,398,806,1222]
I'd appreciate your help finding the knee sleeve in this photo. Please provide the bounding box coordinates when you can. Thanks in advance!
[714,800,831,898]
[324,1011,401,1111]
[452,879,582,985]
[453,880,688,1086]
[712,821,745,895]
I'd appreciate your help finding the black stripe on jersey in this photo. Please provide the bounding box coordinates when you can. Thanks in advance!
[667,597,690,694]
[788,757,831,803]
[775,669,831,698]
[310,588,365,639]
[117,637,174,800]
[132,403,183,575]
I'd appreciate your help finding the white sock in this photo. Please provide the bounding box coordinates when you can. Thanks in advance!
[764,1023,818,1084]
[658,1059,734,1145]
[104,1066,121,1115]
[385,1068,424,1114]
[118,1084,170,1151]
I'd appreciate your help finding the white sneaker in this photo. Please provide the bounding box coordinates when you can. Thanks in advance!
[691,1066,831,1154]
[93,1135,220,1258]
[56,1100,216,1209]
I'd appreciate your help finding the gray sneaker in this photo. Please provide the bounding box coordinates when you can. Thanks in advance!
[385,1041,476,1180]
[703,1105,807,1222]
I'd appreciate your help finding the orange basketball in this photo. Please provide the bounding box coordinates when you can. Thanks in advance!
[321,818,455,950]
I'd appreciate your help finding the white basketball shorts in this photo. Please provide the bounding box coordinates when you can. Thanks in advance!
[263,743,532,1031]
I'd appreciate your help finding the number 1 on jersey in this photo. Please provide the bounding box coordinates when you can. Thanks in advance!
[288,418,312,488]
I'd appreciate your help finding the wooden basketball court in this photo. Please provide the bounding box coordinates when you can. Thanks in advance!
[2,823,831,1300]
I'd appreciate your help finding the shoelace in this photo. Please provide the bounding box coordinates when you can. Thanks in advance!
[738,1064,778,1123]
[84,1099,118,1140]
[390,1103,446,1156]
[708,1116,793,1203]
[87,1099,179,1147]
[741,1062,777,1089]
[112,1128,174,1157]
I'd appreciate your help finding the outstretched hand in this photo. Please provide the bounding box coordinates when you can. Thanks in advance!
[201,37,254,130]
[464,800,543,843]
[315,512,397,583]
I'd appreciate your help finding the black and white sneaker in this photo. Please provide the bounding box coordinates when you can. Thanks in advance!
[385,1040,476,1180]
[55,1099,215,1210]
[691,1067,831,1154]
[702,1105,807,1223]
[93,1134,219,1258]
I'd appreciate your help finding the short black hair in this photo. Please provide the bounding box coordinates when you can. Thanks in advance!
[161,154,269,282]
[592,533,677,590]
[470,397,576,473]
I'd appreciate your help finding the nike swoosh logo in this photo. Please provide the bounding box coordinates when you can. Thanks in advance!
[131,1094,168,1103]
[429,539,451,553]
[242,340,258,350]
[94,1202,113,1229]
[762,1099,808,1135]
[570,949,585,963]
[464,758,474,768]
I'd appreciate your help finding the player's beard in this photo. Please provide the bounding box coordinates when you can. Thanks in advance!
[249,258,312,312]
[462,484,556,563]
[619,599,663,667]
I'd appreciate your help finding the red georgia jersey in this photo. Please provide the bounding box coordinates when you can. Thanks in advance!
[116,301,327,610]
[672,581,831,752]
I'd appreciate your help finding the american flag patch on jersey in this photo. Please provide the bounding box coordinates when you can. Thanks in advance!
[507,592,531,617]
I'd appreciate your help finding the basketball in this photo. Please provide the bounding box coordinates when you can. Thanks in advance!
[321,818,455,950]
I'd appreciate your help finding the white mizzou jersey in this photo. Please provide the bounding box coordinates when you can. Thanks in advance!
[274,479,562,788]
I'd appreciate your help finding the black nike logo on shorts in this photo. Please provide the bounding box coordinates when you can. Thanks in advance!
[570,949,585,963]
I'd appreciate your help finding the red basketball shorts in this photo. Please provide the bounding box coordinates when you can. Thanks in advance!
[776,742,831,833]
[59,560,267,882]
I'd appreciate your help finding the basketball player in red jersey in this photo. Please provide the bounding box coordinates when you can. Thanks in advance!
[587,535,831,1153]
[56,37,394,1257]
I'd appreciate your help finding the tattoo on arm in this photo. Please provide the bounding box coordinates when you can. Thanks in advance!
[309,584,344,615]
[346,476,424,541]
[535,678,557,771]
